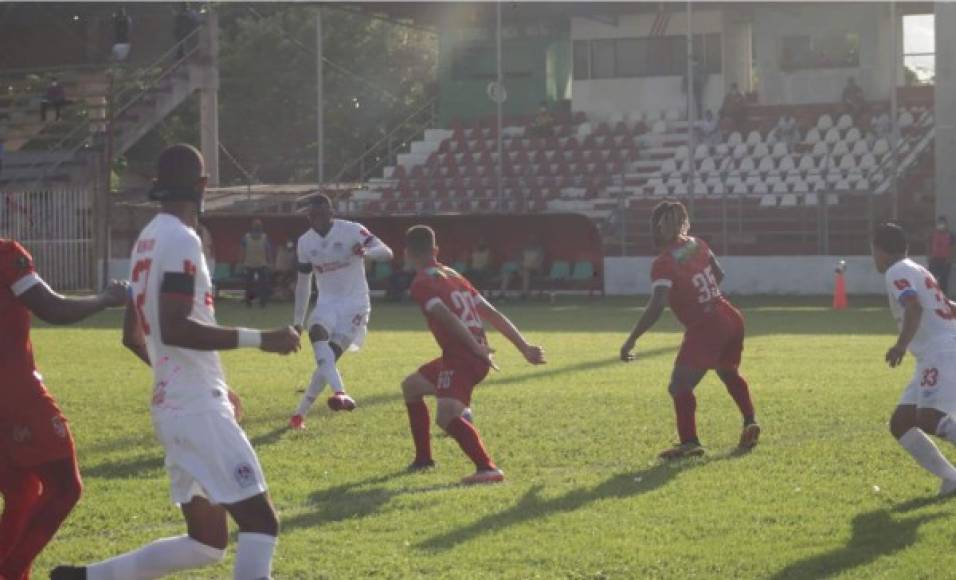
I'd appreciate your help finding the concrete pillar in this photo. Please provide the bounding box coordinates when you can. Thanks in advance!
[936,3,956,221]
[199,9,220,186]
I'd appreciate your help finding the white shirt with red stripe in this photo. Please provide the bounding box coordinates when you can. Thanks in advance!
[130,213,230,416]
[297,219,384,309]
[885,258,956,360]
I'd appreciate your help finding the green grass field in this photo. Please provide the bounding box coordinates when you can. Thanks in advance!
[21,296,956,578]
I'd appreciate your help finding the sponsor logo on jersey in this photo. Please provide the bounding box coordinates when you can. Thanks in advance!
[51,416,67,439]
[234,462,257,488]
[11,425,31,444]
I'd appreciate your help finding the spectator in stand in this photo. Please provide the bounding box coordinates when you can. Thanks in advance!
[682,58,707,120]
[696,109,720,146]
[386,262,414,302]
[111,7,132,62]
[238,219,274,308]
[842,77,866,125]
[500,235,545,299]
[929,215,956,297]
[770,115,799,146]
[464,238,493,293]
[719,83,747,133]
[528,101,555,138]
[871,111,892,140]
[40,79,72,122]
[273,237,297,300]
[175,3,201,59]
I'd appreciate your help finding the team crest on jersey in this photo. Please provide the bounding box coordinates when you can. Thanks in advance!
[51,416,67,439]
[234,462,257,488]
[671,239,700,263]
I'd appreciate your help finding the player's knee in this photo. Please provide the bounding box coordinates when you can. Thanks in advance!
[401,376,420,400]
[917,410,945,436]
[308,324,329,343]
[716,369,739,384]
[889,412,915,439]
[187,538,227,564]
[668,381,692,397]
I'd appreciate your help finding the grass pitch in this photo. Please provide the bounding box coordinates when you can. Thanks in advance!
[21,296,956,578]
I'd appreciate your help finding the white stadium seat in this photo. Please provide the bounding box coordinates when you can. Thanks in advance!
[731,181,749,195]
[699,158,718,175]
[746,130,763,147]
[758,156,776,174]
[831,141,850,158]
[873,138,890,157]
[628,111,645,124]
[859,154,877,171]
[752,143,771,159]
[805,192,820,206]
[799,155,817,172]
[771,142,789,159]
[695,144,710,160]
[780,193,798,207]
[835,178,851,192]
[715,143,730,157]
[817,114,834,131]
[710,181,726,196]
[653,182,670,196]
[733,143,749,159]
[673,182,689,196]
[773,181,790,194]
[845,127,862,143]
[652,120,668,134]
[804,127,822,144]
[727,132,743,147]
[837,114,853,131]
[779,156,797,173]
[661,159,678,174]
[739,157,757,175]
[674,145,690,161]
[899,110,915,129]
[825,127,841,145]
[812,141,829,158]
[851,140,870,157]
[746,175,762,188]
[665,108,682,122]
[760,194,778,207]
[839,155,857,171]
[793,180,810,194]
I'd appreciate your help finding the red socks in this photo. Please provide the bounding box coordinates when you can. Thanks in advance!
[406,400,432,463]
[445,417,496,471]
[0,468,42,563]
[673,390,698,444]
[721,372,756,423]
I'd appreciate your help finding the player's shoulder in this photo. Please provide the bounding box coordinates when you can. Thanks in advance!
[0,238,28,258]
[334,218,363,231]
[886,258,921,279]
[297,228,318,246]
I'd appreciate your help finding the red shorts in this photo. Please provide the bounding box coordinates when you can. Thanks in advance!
[676,306,745,371]
[418,357,491,406]
[0,385,76,468]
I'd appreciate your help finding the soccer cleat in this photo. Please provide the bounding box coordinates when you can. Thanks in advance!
[658,441,705,461]
[738,423,761,451]
[51,567,87,580]
[327,392,357,412]
[289,414,306,430]
[939,479,956,498]
[461,467,505,485]
[407,459,436,472]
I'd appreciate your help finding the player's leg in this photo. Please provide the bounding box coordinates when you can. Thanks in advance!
[714,309,760,449]
[891,402,956,491]
[402,369,437,470]
[436,396,502,484]
[0,456,82,579]
[0,460,42,564]
[324,311,365,412]
[290,319,349,428]
[56,497,229,580]
[223,493,280,580]
[659,364,708,461]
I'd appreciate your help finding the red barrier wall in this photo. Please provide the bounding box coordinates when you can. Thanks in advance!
[203,212,603,273]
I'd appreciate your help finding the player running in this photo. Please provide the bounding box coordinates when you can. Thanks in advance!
[619,201,759,460]
[0,240,127,580]
[52,144,300,580]
[873,222,956,497]
[288,194,393,430]
[401,225,546,484]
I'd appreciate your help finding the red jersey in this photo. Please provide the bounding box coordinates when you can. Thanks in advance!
[0,239,44,387]
[410,262,488,365]
[651,236,733,328]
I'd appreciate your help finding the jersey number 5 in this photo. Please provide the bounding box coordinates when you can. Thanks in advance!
[692,266,721,304]
[131,258,153,335]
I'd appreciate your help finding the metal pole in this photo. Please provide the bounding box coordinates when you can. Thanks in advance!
[102,70,115,291]
[889,1,901,221]
[316,8,325,186]
[686,2,697,218]
[495,1,504,212]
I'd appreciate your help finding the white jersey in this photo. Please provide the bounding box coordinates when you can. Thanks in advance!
[297,219,377,307]
[130,213,231,416]
[885,258,956,360]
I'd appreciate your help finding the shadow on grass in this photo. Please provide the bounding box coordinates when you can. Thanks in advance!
[769,497,948,580]
[417,451,745,552]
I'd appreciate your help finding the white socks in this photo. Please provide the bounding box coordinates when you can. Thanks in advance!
[295,369,327,416]
[936,415,956,444]
[899,427,956,481]
[313,341,345,394]
[234,533,277,580]
[87,535,224,580]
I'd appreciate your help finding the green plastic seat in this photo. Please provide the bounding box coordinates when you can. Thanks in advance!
[375,262,393,282]
[548,261,572,281]
[500,261,519,275]
[452,260,467,273]
[213,262,233,281]
[572,260,595,280]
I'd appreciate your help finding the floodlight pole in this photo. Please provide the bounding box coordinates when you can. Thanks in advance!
[686,1,696,218]
[889,0,900,221]
[316,8,325,188]
[496,1,504,212]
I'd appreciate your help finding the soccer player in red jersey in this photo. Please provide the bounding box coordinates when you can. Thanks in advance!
[401,225,546,484]
[0,239,128,580]
[619,201,759,460]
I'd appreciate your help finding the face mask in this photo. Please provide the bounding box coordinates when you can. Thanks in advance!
[938,223,947,231]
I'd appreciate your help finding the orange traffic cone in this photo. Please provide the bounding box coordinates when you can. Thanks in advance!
[833,270,848,310]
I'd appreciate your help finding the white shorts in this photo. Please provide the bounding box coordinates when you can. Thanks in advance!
[308,301,370,352]
[899,351,956,414]
[153,407,268,506]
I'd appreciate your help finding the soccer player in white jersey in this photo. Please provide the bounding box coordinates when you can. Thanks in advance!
[289,194,393,430]
[873,222,956,497]
[53,144,301,580]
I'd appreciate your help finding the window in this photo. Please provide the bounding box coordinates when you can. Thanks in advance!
[903,14,934,85]
[452,45,533,81]
[571,34,722,80]
[781,33,860,71]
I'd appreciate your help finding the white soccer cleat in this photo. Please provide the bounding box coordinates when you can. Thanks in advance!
[461,468,505,485]
[327,392,357,412]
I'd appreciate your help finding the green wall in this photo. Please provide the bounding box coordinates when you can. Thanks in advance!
[437,21,570,126]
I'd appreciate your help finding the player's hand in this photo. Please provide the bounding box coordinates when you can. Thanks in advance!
[352,242,366,257]
[620,338,637,362]
[293,324,304,336]
[261,326,301,355]
[228,388,244,422]
[522,344,546,365]
[100,279,131,307]
[886,343,907,368]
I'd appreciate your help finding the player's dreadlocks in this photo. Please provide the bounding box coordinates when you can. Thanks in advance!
[651,200,690,247]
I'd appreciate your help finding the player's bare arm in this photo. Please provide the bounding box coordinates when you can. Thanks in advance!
[353,235,393,261]
[709,253,726,285]
[886,293,922,368]
[19,278,129,325]
[159,273,300,354]
[292,262,313,334]
[620,285,669,362]
[429,301,497,368]
[476,297,546,365]
[121,301,151,366]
